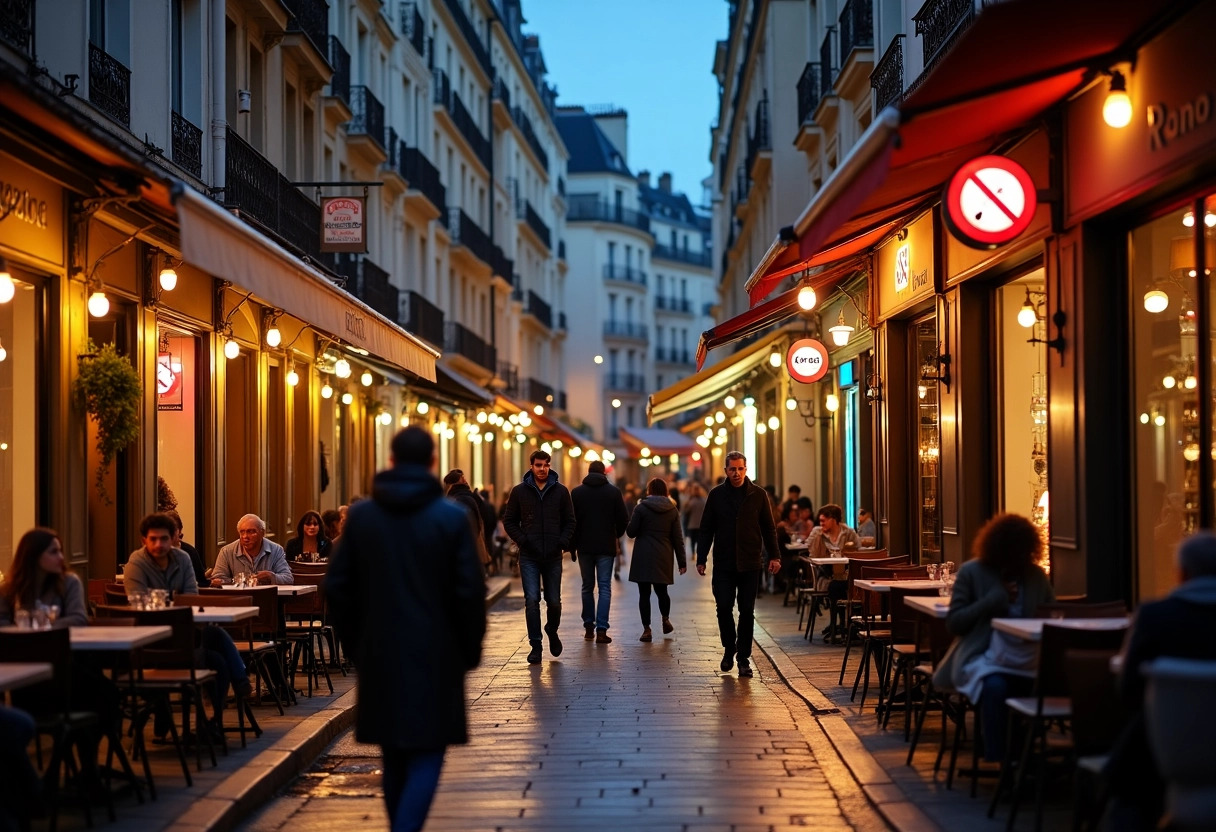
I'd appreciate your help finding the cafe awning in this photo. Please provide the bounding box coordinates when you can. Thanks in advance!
[647,336,780,425]
[411,363,494,408]
[618,426,698,457]
[173,184,439,381]
[744,0,1178,306]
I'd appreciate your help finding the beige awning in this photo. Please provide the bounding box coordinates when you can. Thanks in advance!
[173,184,438,381]
[647,336,782,425]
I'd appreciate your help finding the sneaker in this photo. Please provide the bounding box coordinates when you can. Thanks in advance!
[639,628,652,642]
[527,641,542,664]
[720,650,734,672]
[584,625,595,640]
[544,624,563,657]
[662,618,674,634]
[738,661,753,678]
[596,629,612,644]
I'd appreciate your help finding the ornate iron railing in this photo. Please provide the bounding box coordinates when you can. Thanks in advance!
[511,106,548,172]
[0,0,34,54]
[446,321,497,372]
[745,94,770,176]
[567,195,651,233]
[448,207,497,267]
[88,43,130,126]
[488,246,512,282]
[605,372,647,392]
[400,2,426,59]
[871,35,905,111]
[524,377,554,406]
[796,62,823,125]
[525,289,552,329]
[440,0,490,72]
[498,361,519,396]
[602,264,647,286]
[603,321,649,340]
[283,0,328,56]
[652,245,711,268]
[819,30,836,97]
[347,85,386,151]
[913,0,979,73]
[225,128,323,261]
[328,36,350,106]
[432,68,451,108]
[403,290,445,347]
[493,76,511,110]
[450,92,491,169]
[655,347,693,365]
[171,111,203,178]
[839,0,874,61]
[654,296,694,314]
[519,199,550,250]
[352,257,397,322]
[398,143,446,215]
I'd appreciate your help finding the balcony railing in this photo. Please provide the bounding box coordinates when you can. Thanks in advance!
[450,92,491,169]
[328,36,350,106]
[511,106,549,172]
[871,35,904,111]
[0,0,33,54]
[347,85,386,151]
[567,195,651,233]
[655,347,693,365]
[605,372,647,392]
[518,199,551,250]
[88,43,130,127]
[654,296,694,315]
[819,30,836,97]
[400,2,426,59]
[745,94,770,176]
[493,76,511,110]
[603,321,649,340]
[395,143,447,215]
[914,0,980,72]
[171,111,203,178]
[558,240,566,260]
[557,390,567,411]
[448,207,498,268]
[225,128,323,261]
[797,62,824,125]
[524,377,555,406]
[284,0,329,56]
[333,255,398,322]
[488,246,513,282]
[838,0,874,62]
[525,289,552,329]
[498,361,519,396]
[558,311,567,331]
[403,290,445,347]
[652,244,712,268]
[440,0,491,72]
[557,176,566,197]
[432,67,451,108]
[445,321,497,372]
[602,264,647,286]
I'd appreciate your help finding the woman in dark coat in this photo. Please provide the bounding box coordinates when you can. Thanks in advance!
[285,510,333,562]
[626,478,687,641]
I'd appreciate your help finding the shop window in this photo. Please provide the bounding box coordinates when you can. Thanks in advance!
[1130,198,1214,599]
[155,328,199,548]
[913,316,942,562]
[0,274,41,565]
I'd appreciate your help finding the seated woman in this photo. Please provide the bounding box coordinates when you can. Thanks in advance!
[932,513,1054,762]
[285,510,333,562]
[0,527,89,627]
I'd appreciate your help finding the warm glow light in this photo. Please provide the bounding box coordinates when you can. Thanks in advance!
[265,326,282,348]
[416,401,430,414]
[1154,413,1166,426]
[334,358,351,378]
[1102,71,1132,128]
[797,285,816,310]
[697,435,710,447]
[1185,375,1198,390]
[477,411,488,423]
[0,341,7,362]
[87,291,110,317]
[1143,289,1169,313]
[785,397,796,411]
[594,354,604,364]
[756,423,767,434]
[825,393,840,413]
[224,338,240,359]
[0,269,14,303]
[515,433,526,444]
[286,370,299,386]
[534,405,544,415]
[361,370,373,387]
[378,412,393,426]
[570,446,581,457]
[341,392,354,405]
[691,451,701,461]
[640,446,651,457]
[828,310,855,346]
[159,267,178,292]
[1139,412,1150,424]
[1162,375,1177,389]
[321,384,333,399]
[918,384,928,400]
[705,415,715,425]
[768,349,782,368]
[552,439,562,448]
[541,442,552,453]
[767,415,780,430]
[484,431,494,442]
[399,415,409,427]
[604,451,614,462]
[1183,211,1196,228]
[724,395,736,409]
[1207,213,1216,229]
[1184,443,1201,462]
[1017,301,1038,328]
[715,411,725,424]
[611,398,621,408]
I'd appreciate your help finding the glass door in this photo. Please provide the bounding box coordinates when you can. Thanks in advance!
[913,315,942,563]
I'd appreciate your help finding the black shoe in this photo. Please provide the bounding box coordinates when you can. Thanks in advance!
[235,678,253,699]
[545,624,563,657]
[738,661,753,678]
[527,641,542,664]
[585,625,595,640]
[596,629,612,644]
[720,651,734,673]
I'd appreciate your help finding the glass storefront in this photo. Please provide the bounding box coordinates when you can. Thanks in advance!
[155,327,199,544]
[913,315,942,562]
[0,272,41,565]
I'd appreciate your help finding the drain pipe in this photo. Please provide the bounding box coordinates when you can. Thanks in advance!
[210,0,226,201]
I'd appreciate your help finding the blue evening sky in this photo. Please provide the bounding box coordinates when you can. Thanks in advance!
[521,0,728,208]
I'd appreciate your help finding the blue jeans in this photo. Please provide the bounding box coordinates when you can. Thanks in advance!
[519,557,563,642]
[980,672,1032,762]
[382,747,445,832]
[579,554,614,631]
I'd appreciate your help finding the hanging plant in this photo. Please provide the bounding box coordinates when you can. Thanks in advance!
[73,339,142,503]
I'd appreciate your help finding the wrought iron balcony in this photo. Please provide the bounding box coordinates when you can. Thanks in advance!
[488,246,513,282]
[603,321,649,341]
[225,128,323,261]
[524,377,555,406]
[171,112,203,178]
[655,347,694,365]
[602,264,647,287]
[396,143,447,215]
[493,76,511,111]
[403,290,445,348]
[525,289,552,329]
[450,92,491,169]
[347,85,386,151]
[400,2,426,60]
[871,35,905,111]
[440,0,491,73]
[745,95,770,177]
[914,0,980,73]
[284,0,329,56]
[517,198,551,250]
[819,30,836,98]
[445,321,497,372]
[558,312,567,331]
[333,254,398,322]
[498,361,519,396]
[328,36,350,106]
[448,208,498,269]
[652,244,712,268]
[797,62,824,125]
[89,43,130,127]
[0,0,33,54]
[511,106,548,172]
[654,296,694,315]
[839,0,874,63]
[557,390,567,412]
[567,195,651,233]
[605,372,647,392]
[432,68,452,108]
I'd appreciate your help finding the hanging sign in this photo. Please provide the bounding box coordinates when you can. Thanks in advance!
[943,155,1037,250]
[156,351,184,411]
[787,338,830,384]
[320,196,367,253]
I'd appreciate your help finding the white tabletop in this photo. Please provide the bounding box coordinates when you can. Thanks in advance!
[189,606,258,624]
[216,584,316,596]
[0,662,53,691]
[785,542,809,551]
[809,557,850,566]
[904,595,951,618]
[73,625,172,650]
[854,579,945,593]
[991,617,1130,642]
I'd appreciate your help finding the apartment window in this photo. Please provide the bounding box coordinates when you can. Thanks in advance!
[681,278,688,299]
[656,375,663,390]
[249,45,265,149]
[609,349,619,373]
[90,0,131,64]
[683,234,689,251]
[627,406,635,427]
[670,229,677,248]
[285,83,299,177]
[607,241,616,266]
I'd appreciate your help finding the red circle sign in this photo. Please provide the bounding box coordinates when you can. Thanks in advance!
[943,155,1037,250]
[786,339,829,384]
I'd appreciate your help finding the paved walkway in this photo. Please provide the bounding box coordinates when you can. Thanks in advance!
[240,561,891,832]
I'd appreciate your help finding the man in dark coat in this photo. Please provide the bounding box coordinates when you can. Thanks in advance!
[475,485,498,568]
[328,427,486,832]
[570,460,629,644]
[444,469,490,569]
[502,449,576,664]
[695,450,781,678]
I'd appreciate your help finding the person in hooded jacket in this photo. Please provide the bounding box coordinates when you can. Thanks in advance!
[502,449,577,664]
[627,477,688,641]
[444,469,491,570]
[570,460,629,643]
[328,427,486,832]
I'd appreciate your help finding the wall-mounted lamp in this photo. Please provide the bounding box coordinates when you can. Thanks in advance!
[286,368,300,386]
[797,284,817,311]
[341,391,354,405]
[864,372,883,403]
[785,393,834,427]
[768,345,782,367]
[334,357,351,378]
[827,309,855,346]
[237,89,252,114]
[0,255,15,303]
[361,370,374,387]
[920,343,952,389]
[263,309,283,348]
[1018,287,1047,328]
[158,260,178,292]
[1103,70,1132,129]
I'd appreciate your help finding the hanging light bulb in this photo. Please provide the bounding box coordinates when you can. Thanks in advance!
[361,370,373,387]
[1183,211,1196,228]
[828,310,855,346]
[416,401,430,414]
[341,392,354,405]
[1154,413,1166,426]
[1139,412,1150,425]
[1184,443,1201,462]
[1162,374,1177,389]
[1102,70,1132,128]
[785,397,796,411]
[611,398,621,408]
[1184,374,1198,390]
[476,411,488,423]
[0,338,6,362]
[534,404,544,415]
[756,423,767,434]
[1207,212,1216,228]
[768,348,782,368]
[286,370,299,386]
[334,358,351,378]
[594,354,603,364]
[724,395,736,409]
[0,256,13,303]
[378,412,393,426]
[1018,288,1038,328]
[825,393,840,413]
[767,415,780,430]
[158,266,178,291]
[552,439,562,449]
[321,383,333,399]
[1143,288,1169,313]
[265,325,281,348]
[918,384,928,400]
[715,411,725,423]
[224,338,240,359]
[87,291,110,318]
[797,284,817,311]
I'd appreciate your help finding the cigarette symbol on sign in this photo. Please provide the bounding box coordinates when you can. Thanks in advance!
[944,155,1038,250]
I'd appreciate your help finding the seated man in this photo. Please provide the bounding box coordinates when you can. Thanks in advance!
[1105,531,1216,830]
[126,513,252,738]
[811,504,862,640]
[856,508,877,547]
[210,514,293,586]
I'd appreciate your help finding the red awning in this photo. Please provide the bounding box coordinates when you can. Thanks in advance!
[745,0,1180,305]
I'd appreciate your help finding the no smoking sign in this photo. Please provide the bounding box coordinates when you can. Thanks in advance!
[786,339,830,384]
[943,155,1037,250]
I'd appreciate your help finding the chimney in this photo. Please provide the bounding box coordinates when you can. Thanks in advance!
[658,172,672,193]
[638,170,650,188]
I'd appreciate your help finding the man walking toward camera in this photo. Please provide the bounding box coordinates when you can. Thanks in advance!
[570,460,629,644]
[503,449,576,664]
[696,451,781,678]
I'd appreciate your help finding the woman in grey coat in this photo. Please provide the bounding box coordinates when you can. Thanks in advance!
[627,478,687,641]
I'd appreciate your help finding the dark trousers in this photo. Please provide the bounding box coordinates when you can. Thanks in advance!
[519,557,563,642]
[0,706,40,831]
[636,582,671,627]
[711,567,760,661]
[382,747,446,832]
[981,672,1033,762]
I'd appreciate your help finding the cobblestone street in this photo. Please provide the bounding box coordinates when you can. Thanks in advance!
[240,560,890,832]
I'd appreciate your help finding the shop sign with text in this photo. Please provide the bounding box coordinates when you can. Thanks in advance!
[320,196,367,253]
[876,210,936,321]
[787,339,830,384]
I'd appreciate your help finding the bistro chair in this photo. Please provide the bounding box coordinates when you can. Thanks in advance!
[284,565,334,697]
[878,584,941,738]
[200,585,290,712]
[103,584,128,606]
[1034,601,1127,619]
[1063,649,1126,832]
[836,554,909,683]
[848,564,924,710]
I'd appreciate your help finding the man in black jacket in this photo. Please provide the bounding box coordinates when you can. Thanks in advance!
[695,450,781,678]
[570,460,629,644]
[503,449,577,664]
[328,428,486,832]
[444,469,490,570]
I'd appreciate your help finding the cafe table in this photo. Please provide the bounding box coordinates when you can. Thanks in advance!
[786,541,809,551]
[218,583,317,596]
[809,556,850,566]
[0,661,53,691]
[904,595,950,618]
[854,579,945,593]
[991,617,1130,642]
[189,606,258,624]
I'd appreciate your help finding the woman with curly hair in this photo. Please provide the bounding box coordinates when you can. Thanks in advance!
[286,510,333,562]
[932,513,1054,762]
[0,527,89,627]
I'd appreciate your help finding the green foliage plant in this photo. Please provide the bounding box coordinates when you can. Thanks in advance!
[73,340,142,503]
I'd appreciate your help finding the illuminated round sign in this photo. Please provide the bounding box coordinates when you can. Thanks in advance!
[943,155,1037,250]
[786,339,830,384]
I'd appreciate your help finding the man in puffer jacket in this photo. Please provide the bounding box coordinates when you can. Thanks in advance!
[502,449,577,664]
